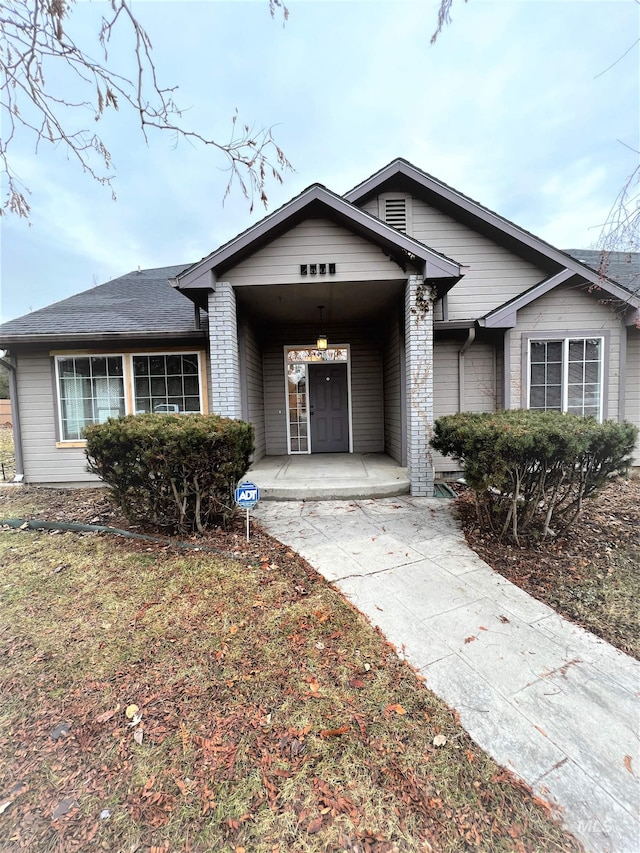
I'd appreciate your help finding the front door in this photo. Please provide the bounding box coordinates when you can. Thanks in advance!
[308,363,349,452]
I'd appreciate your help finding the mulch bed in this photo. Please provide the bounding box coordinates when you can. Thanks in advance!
[455,477,640,658]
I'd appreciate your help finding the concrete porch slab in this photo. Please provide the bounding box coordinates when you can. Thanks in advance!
[246,453,410,500]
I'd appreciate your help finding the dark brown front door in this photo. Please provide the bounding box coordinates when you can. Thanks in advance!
[308,363,349,453]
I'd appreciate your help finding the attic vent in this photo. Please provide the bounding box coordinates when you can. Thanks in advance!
[384,198,406,231]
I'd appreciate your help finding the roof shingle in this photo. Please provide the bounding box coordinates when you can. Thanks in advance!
[0,264,201,342]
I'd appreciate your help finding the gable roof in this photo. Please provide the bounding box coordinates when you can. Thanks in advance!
[175,183,463,292]
[345,158,637,307]
[0,264,205,345]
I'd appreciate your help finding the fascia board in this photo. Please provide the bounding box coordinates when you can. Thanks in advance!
[481,270,574,328]
[346,160,639,302]
[176,184,461,288]
[0,330,207,346]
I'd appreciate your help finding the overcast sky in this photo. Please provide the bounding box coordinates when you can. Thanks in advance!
[1,0,638,322]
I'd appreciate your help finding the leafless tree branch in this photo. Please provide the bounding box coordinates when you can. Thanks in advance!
[0,0,292,217]
[430,0,467,45]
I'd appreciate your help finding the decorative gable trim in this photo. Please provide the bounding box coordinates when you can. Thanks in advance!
[175,184,461,289]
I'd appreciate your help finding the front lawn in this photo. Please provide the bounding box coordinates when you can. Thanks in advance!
[0,502,580,852]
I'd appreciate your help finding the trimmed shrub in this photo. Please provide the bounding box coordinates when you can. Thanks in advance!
[431,410,637,544]
[85,413,254,533]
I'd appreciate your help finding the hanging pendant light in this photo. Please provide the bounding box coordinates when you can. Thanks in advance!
[316,305,328,350]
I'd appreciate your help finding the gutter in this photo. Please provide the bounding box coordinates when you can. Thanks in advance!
[0,354,24,483]
[458,327,476,412]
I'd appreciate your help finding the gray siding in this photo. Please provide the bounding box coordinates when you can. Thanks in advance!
[383,310,403,463]
[16,350,98,485]
[359,195,548,321]
[626,327,640,465]
[465,345,498,412]
[17,343,210,486]
[432,337,498,474]
[226,218,408,286]
[239,319,266,460]
[262,324,384,456]
[510,283,622,419]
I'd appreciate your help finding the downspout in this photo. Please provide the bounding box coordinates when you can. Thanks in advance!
[458,327,476,412]
[0,354,24,482]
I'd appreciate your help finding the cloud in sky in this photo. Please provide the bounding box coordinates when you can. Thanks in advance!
[1,0,638,322]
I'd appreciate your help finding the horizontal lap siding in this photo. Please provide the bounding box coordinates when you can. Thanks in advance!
[432,341,460,474]
[626,329,640,465]
[411,199,548,320]
[18,343,209,486]
[465,345,497,412]
[16,351,99,485]
[262,325,383,455]
[357,195,548,320]
[240,321,266,460]
[510,284,622,419]
[432,339,497,473]
[383,312,402,462]
[351,332,384,453]
[226,219,406,286]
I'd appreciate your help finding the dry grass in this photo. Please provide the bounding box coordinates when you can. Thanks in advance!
[0,520,581,852]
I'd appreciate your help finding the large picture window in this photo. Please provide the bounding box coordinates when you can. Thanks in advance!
[132,353,202,414]
[528,337,603,420]
[55,351,204,441]
[56,355,125,440]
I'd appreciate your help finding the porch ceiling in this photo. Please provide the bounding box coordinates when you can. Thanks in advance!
[234,280,406,324]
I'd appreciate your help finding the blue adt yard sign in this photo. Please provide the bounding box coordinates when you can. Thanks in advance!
[235,482,260,508]
[235,481,260,541]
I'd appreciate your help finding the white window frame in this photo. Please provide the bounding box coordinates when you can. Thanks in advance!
[129,351,204,416]
[526,335,605,421]
[54,350,206,444]
[283,344,352,455]
[55,354,127,442]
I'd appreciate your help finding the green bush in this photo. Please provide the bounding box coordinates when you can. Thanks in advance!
[431,410,637,544]
[85,413,254,533]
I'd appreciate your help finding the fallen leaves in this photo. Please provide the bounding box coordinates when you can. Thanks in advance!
[319,725,349,738]
[0,485,585,853]
[385,703,407,715]
[95,705,120,724]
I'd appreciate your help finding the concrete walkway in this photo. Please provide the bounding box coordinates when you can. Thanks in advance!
[255,495,640,853]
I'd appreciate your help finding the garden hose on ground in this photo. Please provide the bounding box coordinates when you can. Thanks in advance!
[0,517,244,559]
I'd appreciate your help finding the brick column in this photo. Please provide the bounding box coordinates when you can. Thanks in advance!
[405,275,435,496]
[208,282,242,418]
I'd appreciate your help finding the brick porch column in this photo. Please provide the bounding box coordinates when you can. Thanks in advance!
[208,282,242,418]
[405,275,435,496]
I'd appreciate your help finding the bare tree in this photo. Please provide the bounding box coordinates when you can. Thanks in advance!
[0,0,291,217]
[431,0,639,302]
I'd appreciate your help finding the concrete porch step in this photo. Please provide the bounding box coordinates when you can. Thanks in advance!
[245,453,410,501]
